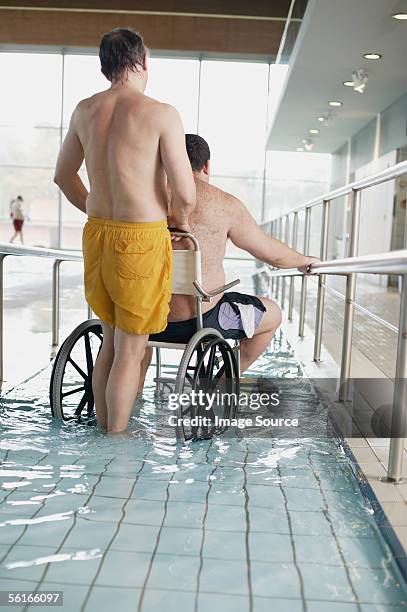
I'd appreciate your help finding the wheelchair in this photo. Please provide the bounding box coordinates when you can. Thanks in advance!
[49,231,241,441]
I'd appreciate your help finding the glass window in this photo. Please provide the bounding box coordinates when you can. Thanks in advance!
[0,126,59,167]
[0,52,62,247]
[146,57,200,133]
[264,151,331,221]
[0,167,59,246]
[199,61,269,177]
[211,175,264,222]
[0,52,62,127]
[266,151,332,182]
[63,54,108,126]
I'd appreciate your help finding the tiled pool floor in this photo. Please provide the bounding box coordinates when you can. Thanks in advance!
[0,334,406,612]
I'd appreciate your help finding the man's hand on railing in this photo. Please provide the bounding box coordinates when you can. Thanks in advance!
[297,256,320,275]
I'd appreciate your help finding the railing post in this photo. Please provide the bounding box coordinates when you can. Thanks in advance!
[313,200,330,361]
[281,215,290,308]
[52,259,62,347]
[0,255,6,386]
[270,221,275,294]
[298,207,311,337]
[155,347,162,395]
[386,274,407,482]
[339,189,362,401]
[288,212,298,321]
[275,218,283,299]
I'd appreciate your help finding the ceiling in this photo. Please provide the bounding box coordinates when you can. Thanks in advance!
[0,0,308,58]
[267,0,407,153]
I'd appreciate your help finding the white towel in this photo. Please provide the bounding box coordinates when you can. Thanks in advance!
[235,303,256,338]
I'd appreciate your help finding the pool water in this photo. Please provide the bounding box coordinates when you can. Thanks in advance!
[0,333,406,612]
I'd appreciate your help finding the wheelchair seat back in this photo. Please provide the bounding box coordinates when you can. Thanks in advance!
[171,249,202,296]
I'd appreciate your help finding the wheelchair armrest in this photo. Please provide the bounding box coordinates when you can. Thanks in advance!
[193,278,240,302]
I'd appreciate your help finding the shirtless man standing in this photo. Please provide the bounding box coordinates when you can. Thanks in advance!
[54,28,195,433]
[142,134,317,384]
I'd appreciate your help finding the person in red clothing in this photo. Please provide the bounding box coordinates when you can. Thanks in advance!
[10,195,25,244]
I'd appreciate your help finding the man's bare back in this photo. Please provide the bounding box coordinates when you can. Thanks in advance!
[56,84,195,227]
[76,88,169,222]
[170,178,234,321]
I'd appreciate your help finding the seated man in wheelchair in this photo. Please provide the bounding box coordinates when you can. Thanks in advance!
[139,134,318,391]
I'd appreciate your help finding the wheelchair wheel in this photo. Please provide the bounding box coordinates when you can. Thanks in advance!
[50,319,103,422]
[174,328,240,441]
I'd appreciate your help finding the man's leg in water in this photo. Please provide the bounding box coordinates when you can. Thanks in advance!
[92,321,114,430]
[137,346,153,396]
[239,297,282,373]
[106,328,149,433]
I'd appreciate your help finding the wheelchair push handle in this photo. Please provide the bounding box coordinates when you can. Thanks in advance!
[168,228,201,251]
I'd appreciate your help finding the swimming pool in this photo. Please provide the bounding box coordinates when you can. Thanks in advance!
[0,334,406,612]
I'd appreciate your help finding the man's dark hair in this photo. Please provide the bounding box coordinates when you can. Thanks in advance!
[185,134,211,172]
[17,195,23,201]
[99,28,146,82]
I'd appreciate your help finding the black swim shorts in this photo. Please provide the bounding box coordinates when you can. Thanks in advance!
[149,291,266,344]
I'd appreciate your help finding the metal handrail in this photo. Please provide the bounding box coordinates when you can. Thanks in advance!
[0,242,83,262]
[254,252,407,334]
[256,153,407,484]
[260,159,407,225]
[258,256,407,484]
[0,242,86,387]
[254,249,407,277]
[257,265,400,334]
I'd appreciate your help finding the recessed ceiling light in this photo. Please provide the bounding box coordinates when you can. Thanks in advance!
[317,116,325,122]
[296,147,304,152]
[343,80,354,87]
[309,129,319,134]
[329,101,342,107]
[392,13,407,20]
[363,53,382,60]
[302,139,307,144]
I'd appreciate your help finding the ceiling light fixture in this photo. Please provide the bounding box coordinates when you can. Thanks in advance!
[309,129,319,134]
[329,101,342,107]
[317,116,325,122]
[352,68,368,93]
[343,80,354,87]
[392,13,407,20]
[363,52,382,60]
[296,147,304,152]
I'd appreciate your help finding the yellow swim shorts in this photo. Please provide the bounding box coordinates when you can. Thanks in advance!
[82,217,172,335]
